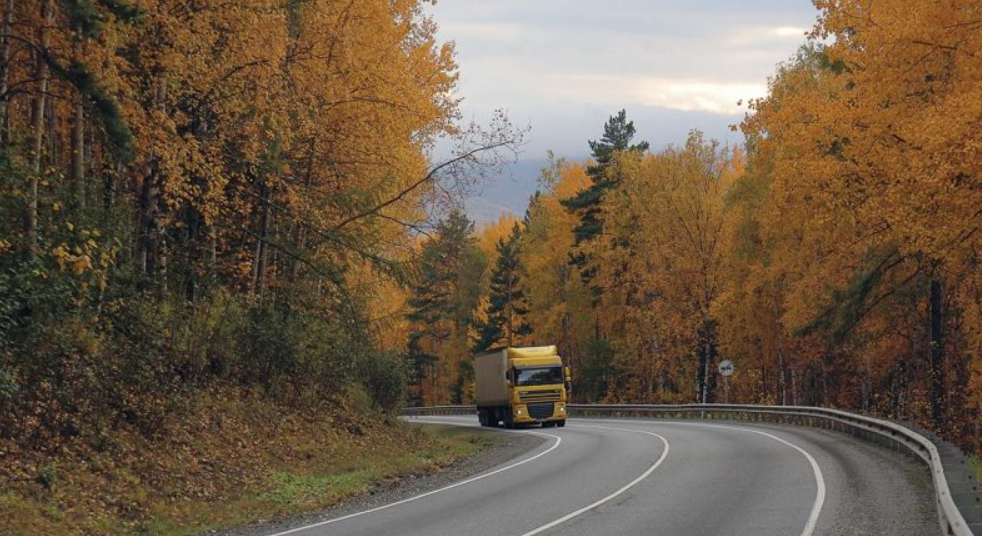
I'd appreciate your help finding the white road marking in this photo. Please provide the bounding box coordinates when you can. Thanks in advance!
[518,423,670,536]
[266,417,561,536]
[576,418,827,536]
[266,415,824,536]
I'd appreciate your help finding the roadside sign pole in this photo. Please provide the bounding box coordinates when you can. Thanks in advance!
[718,360,734,404]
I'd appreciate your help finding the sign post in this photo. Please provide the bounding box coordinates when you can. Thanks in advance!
[718,359,734,404]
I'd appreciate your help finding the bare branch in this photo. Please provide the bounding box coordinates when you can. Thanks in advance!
[329,110,528,232]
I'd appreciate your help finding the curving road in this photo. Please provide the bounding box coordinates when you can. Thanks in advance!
[267,415,939,536]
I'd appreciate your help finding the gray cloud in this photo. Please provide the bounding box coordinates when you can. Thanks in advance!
[426,0,818,220]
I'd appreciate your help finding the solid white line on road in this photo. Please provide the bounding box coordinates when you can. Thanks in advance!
[577,418,827,536]
[266,418,561,536]
[518,424,670,536]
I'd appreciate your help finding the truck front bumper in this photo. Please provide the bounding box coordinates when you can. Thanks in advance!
[513,402,566,423]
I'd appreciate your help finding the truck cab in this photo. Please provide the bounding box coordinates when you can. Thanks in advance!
[474,346,571,428]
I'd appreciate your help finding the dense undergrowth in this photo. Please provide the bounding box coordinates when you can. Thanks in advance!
[0,256,413,535]
[0,388,494,536]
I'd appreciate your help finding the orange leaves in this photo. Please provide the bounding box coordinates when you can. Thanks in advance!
[48,222,114,290]
[551,162,590,200]
[752,0,982,264]
[745,0,982,328]
[64,0,463,299]
[716,1,982,432]
[520,158,594,352]
[477,214,519,255]
[50,244,92,275]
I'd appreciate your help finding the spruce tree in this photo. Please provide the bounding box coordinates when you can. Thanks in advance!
[474,222,532,352]
[406,210,484,401]
[561,110,649,284]
[53,0,141,161]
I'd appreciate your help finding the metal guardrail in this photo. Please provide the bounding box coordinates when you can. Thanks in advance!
[402,403,981,536]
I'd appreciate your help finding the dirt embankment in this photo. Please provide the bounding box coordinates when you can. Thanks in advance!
[0,390,518,536]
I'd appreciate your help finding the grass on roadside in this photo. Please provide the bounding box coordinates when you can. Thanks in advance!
[0,387,500,536]
[121,424,499,536]
[257,425,497,514]
[970,456,982,486]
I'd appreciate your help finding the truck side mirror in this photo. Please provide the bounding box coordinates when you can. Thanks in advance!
[564,366,572,382]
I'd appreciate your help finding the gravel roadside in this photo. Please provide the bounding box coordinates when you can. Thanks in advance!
[202,425,545,536]
[741,423,937,536]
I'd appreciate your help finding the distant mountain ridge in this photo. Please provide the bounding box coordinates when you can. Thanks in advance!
[464,158,558,223]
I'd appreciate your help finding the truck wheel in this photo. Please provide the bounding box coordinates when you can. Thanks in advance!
[503,411,515,429]
[478,408,486,427]
[557,420,566,428]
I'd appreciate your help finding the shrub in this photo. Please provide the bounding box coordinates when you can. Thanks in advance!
[238,296,361,405]
[357,351,408,413]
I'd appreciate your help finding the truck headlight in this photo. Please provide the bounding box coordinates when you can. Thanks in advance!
[559,406,565,412]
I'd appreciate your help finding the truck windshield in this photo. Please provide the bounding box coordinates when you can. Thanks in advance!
[514,366,563,386]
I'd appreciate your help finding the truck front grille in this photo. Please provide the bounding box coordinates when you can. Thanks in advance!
[527,403,555,420]
[519,389,562,403]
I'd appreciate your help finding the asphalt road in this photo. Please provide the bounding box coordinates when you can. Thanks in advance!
[266,415,939,536]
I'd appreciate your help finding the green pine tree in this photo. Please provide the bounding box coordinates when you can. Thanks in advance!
[406,210,485,402]
[474,222,532,352]
[561,109,649,285]
[52,0,142,162]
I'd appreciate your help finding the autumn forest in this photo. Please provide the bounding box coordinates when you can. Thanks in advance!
[409,0,982,453]
[1,0,981,532]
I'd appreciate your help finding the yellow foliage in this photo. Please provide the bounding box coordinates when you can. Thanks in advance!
[478,214,520,255]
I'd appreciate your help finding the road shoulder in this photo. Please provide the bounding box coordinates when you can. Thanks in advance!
[207,424,545,536]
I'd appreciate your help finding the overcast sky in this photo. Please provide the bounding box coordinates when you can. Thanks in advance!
[424,0,820,220]
[428,0,818,158]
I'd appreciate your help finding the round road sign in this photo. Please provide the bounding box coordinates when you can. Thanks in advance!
[718,360,734,377]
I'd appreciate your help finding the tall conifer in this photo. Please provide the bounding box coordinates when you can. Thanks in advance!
[474,222,531,351]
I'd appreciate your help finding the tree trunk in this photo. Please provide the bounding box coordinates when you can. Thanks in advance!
[137,79,167,279]
[71,99,85,211]
[250,186,272,299]
[289,223,304,283]
[0,0,14,144]
[778,350,788,406]
[70,33,86,210]
[930,274,945,431]
[697,348,706,403]
[949,311,968,440]
[791,365,798,406]
[26,0,54,254]
[46,93,57,162]
[705,339,718,404]
[696,319,718,403]
[137,163,159,276]
[646,334,657,401]
[257,203,271,296]
[104,160,118,212]
[207,224,217,285]
[896,337,912,420]
[183,206,200,303]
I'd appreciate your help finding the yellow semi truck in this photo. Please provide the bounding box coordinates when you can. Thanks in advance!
[474,346,570,428]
